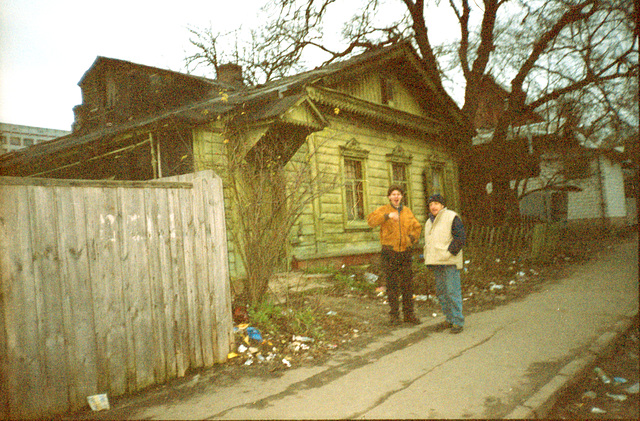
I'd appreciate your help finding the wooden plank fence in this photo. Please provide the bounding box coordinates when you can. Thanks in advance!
[0,170,233,419]
[465,222,562,263]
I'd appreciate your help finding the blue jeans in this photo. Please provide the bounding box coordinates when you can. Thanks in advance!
[432,265,464,327]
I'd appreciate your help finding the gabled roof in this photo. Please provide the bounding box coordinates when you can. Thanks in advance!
[0,41,472,175]
[78,56,220,89]
[476,75,544,127]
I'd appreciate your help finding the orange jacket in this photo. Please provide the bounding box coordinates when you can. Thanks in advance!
[367,204,422,252]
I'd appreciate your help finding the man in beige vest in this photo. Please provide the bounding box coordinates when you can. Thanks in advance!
[424,194,466,333]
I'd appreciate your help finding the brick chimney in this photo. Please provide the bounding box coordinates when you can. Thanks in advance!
[217,63,243,88]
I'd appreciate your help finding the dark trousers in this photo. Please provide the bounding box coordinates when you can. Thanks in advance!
[381,247,414,317]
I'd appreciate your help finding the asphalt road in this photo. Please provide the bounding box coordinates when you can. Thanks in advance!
[67,233,638,419]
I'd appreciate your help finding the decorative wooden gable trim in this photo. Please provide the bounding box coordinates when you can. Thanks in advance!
[306,86,443,134]
[280,97,327,130]
[339,138,369,159]
[386,145,413,164]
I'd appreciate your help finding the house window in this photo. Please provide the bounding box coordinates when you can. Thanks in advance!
[424,162,451,208]
[1,135,7,144]
[430,166,444,194]
[391,162,409,205]
[340,138,369,228]
[387,145,413,206]
[23,138,34,146]
[550,191,568,222]
[10,137,21,146]
[344,158,365,221]
[106,76,118,108]
[381,76,395,107]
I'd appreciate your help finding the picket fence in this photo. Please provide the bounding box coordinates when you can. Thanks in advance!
[465,222,562,262]
[0,170,233,419]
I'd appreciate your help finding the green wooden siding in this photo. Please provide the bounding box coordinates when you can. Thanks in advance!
[191,69,462,277]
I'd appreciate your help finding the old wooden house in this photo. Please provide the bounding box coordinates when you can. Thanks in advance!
[0,41,473,278]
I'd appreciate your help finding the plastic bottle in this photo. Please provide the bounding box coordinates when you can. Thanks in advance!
[594,367,611,384]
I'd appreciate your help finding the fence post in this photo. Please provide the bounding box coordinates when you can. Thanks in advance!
[529,223,562,262]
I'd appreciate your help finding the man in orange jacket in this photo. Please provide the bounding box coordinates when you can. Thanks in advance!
[367,185,422,325]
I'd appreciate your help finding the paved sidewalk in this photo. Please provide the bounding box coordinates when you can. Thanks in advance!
[71,234,638,419]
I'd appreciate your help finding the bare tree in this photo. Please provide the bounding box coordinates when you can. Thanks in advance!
[186,0,637,223]
[216,117,337,305]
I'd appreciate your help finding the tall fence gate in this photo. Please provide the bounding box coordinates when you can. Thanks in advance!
[0,170,233,419]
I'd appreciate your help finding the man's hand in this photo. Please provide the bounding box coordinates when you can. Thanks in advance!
[388,211,400,221]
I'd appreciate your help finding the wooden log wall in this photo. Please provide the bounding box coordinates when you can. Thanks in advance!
[0,170,232,419]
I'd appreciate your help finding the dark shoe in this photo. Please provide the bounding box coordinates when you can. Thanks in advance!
[434,321,452,332]
[450,325,464,334]
[388,315,401,326]
[404,314,422,325]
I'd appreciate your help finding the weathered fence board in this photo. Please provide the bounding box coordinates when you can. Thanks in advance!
[0,170,232,419]
[465,222,558,263]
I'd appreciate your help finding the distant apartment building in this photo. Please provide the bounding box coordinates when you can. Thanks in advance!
[0,122,70,155]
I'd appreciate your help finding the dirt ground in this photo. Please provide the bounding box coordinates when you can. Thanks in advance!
[547,314,639,419]
[224,227,634,377]
[63,227,635,420]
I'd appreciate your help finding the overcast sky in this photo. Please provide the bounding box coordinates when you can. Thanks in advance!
[0,0,455,131]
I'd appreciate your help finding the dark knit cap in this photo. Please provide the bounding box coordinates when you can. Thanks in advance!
[427,194,446,207]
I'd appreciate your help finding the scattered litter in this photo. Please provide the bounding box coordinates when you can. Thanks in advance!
[590,407,606,414]
[87,394,110,411]
[227,352,239,359]
[581,390,597,399]
[414,295,429,301]
[246,327,263,341]
[495,258,501,263]
[244,358,253,366]
[624,382,639,394]
[517,271,526,277]
[238,344,248,353]
[248,347,259,354]
[326,311,337,316]
[432,313,438,317]
[605,392,627,401]
[282,358,291,367]
[256,354,265,362]
[594,367,612,384]
[293,335,314,342]
[364,272,379,283]
[509,280,517,285]
[613,377,628,384]
[464,260,471,264]
[489,282,504,291]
